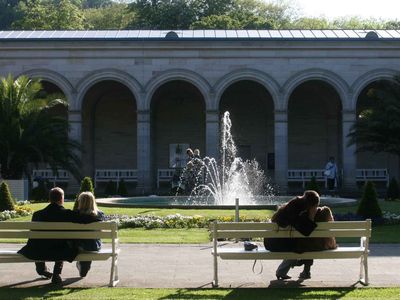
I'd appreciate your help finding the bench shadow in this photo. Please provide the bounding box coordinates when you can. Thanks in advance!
[157,287,357,299]
[1,277,48,288]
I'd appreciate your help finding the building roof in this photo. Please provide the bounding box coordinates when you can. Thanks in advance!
[0,29,399,41]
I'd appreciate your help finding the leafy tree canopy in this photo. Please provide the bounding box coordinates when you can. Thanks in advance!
[13,0,84,30]
[0,75,81,180]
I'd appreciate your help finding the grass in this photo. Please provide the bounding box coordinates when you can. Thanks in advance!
[0,287,400,299]
[6,199,399,244]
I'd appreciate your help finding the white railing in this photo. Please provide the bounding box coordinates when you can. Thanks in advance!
[32,169,70,186]
[287,169,327,188]
[157,168,175,188]
[94,169,138,188]
[356,169,389,186]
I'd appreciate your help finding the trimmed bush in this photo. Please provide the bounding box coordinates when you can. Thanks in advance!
[357,181,382,219]
[104,180,117,196]
[73,177,95,210]
[386,177,400,201]
[306,176,320,195]
[0,182,15,211]
[117,179,128,197]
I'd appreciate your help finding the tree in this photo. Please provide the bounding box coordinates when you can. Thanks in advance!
[73,176,95,209]
[348,76,400,160]
[0,0,23,30]
[357,181,382,219]
[191,15,241,29]
[0,182,15,212]
[13,0,84,30]
[0,75,81,181]
[81,0,113,8]
[83,3,134,29]
[386,177,399,201]
[128,0,197,29]
[292,17,330,30]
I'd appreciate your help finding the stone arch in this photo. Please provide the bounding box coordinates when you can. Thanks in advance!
[144,69,211,110]
[76,69,142,111]
[282,68,349,110]
[350,68,398,110]
[214,69,281,110]
[19,68,74,103]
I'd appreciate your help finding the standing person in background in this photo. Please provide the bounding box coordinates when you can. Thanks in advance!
[75,192,105,277]
[325,157,338,193]
[264,190,320,280]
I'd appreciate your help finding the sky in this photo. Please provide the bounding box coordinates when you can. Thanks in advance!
[292,0,400,20]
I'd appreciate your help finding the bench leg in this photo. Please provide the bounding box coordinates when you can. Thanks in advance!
[212,253,218,287]
[359,255,369,286]
[109,255,119,287]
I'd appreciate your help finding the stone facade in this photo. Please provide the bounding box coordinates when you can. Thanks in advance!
[0,31,399,193]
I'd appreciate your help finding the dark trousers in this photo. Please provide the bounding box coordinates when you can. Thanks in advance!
[36,261,63,275]
[276,259,313,276]
[77,261,92,277]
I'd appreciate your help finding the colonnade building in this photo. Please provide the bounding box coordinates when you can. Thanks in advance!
[1,30,399,194]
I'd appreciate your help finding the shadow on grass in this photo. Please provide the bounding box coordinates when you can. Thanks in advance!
[158,287,357,299]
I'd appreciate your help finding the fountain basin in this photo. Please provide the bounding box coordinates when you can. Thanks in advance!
[97,195,356,210]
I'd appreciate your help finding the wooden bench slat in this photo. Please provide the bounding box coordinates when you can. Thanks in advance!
[215,247,366,260]
[214,221,371,230]
[215,229,371,239]
[0,231,114,239]
[0,222,116,230]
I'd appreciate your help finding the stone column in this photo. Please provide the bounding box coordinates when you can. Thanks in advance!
[137,110,152,193]
[274,110,288,193]
[68,109,82,190]
[342,110,357,194]
[206,110,219,159]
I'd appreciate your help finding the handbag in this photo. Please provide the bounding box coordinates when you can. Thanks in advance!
[324,170,331,176]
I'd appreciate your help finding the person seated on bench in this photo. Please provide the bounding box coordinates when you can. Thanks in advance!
[74,191,105,277]
[18,187,102,284]
[296,206,337,253]
[263,190,320,280]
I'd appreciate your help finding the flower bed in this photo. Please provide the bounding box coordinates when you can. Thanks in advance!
[105,214,270,229]
[0,206,32,221]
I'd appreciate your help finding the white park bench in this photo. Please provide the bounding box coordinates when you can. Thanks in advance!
[211,220,371,287]
[94,169,138,188]
[0,221,120,287]
[287,169,327,188]
[157,168,175,188]
[356,169,389,187]
[32,169,70,186]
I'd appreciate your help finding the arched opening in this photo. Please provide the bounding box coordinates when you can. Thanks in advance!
[81,80,137,190]
[219,80,275,172]
[288,80,342,187]
[356,80,399,181]
[150,80,206,189]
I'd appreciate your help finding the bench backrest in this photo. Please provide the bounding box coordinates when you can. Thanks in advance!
[0,221,118,240]
[95,169,138,181]
[287,169,326,180]
[212,220,371,239]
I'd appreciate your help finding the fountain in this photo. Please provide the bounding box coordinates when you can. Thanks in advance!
[179,111,273,205]
[96,112,356,208]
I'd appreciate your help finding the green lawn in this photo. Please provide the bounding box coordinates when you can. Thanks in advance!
[5,200,399,244]
[0,287,400,299]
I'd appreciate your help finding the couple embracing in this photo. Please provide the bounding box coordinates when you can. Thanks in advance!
[264,190,337,280]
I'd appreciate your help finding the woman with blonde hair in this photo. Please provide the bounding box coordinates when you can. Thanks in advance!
[75,192,105,277]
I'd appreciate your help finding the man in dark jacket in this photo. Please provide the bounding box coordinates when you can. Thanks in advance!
[18,187,100,284]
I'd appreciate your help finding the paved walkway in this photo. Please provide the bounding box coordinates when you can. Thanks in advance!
[0,243,399,288]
